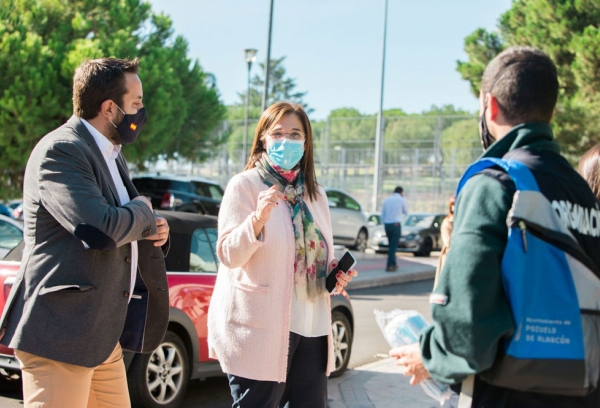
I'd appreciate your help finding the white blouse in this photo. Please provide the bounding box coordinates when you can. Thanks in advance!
[289,240,331,337]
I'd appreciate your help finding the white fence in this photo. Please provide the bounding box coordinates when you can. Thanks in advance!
[144,116,483,214]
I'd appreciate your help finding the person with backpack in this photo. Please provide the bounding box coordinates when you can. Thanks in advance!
[389,46,600,408]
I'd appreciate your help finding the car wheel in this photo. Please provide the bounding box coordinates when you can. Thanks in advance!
[415,238,432,257]
[330,310,353,378]
[128,331,190,408]
[0,369,21,392]
[352,229,368,252]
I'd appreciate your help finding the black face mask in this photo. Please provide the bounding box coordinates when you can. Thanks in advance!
[479,103,496,151]
[110,105,147,145]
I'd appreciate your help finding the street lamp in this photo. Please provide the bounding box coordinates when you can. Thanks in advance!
[372,0,389,212]
[243,48,258,165]
[262,0,275,111]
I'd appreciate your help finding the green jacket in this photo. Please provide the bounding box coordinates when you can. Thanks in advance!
[420,122,561,384]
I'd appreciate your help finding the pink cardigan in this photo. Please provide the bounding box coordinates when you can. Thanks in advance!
[207,168,336,383]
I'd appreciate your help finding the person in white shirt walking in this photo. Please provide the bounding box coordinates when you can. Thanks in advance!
[380,186,408,271]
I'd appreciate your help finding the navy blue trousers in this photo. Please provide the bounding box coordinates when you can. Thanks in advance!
[227,332,328,408]
[384,223,401,268]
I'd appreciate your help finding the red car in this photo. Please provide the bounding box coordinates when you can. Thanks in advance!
[0,211,355,408]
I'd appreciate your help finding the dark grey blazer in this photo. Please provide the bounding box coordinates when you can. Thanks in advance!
[0,116,170,367]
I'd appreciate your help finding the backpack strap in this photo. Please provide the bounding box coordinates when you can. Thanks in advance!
[456,158,540,198]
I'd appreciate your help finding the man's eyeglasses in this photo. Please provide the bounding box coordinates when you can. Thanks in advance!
[267,131,306,141]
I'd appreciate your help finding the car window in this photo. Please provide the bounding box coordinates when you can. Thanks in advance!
[208,185,223,200]
[133,178,190,193]
[205,228,220,268]
[368,215,381,224]
[189,228,218,273]
[343,195,361,211]
[192,182,210,197]
[326,191,343,208]
[0,221,22,250]
[403,215,435,228]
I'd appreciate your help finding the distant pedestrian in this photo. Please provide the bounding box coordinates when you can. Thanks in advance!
[433,196,455,289]
[578,144,600,200]
[380,186,408,272]
[207,102,357,408]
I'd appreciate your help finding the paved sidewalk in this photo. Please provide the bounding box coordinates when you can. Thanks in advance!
[335,249,436,291]
[328,358,440,408]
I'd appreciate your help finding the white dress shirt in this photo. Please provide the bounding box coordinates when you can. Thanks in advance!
[81,119,138,302]
[381,193,409,224]
[289,240,331,337]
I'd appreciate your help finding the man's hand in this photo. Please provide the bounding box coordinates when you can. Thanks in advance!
[389,343,431,385]
[133,196,153,211]
[146,215,169,247]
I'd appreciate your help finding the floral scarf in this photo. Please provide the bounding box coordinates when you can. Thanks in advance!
[255,153,328,302]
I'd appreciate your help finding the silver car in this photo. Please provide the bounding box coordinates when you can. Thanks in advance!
[325,188,369,252]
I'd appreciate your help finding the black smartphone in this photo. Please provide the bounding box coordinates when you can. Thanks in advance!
[326,251,357,294]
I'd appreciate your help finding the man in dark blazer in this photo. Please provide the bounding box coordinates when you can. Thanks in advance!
[0,57,170,407]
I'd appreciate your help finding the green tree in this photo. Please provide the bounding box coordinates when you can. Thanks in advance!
[0,0,225,198]
[456,1,600,160]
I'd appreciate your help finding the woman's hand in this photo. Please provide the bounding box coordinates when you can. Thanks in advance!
[256,185,286,224]
[389,343,431,385]
[252,185,286,238]
[332,267,358,295]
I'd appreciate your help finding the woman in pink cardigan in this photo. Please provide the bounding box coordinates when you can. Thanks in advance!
[208,102,357,407]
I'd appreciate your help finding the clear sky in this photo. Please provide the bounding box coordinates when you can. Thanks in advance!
[147,0,512,120]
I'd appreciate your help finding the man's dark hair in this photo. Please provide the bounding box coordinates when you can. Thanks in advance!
[394,186,403,194]
[481,46,558,125]
[73,58,140,120]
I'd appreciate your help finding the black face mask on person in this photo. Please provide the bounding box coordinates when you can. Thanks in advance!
[479,102,496,151]
[109,104,147,145]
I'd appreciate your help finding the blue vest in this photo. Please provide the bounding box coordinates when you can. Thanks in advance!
[457,158,600,396]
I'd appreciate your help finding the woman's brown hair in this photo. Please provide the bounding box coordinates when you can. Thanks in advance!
[578,144,600,200]
[244,102,319,201]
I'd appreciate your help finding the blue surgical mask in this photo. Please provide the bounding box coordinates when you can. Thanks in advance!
[266,137,304,170]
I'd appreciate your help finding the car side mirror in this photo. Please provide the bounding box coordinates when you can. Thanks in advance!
[328,201,337,208]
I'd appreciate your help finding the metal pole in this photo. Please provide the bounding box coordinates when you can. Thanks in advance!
[261,0,275,111]
[372,0,389,212]
[341,147,347,192]
[243,61,252,165]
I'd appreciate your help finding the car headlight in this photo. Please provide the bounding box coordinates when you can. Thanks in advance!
[375,231,385,238]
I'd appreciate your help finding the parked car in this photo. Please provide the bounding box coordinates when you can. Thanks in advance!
[369,213,446,257]
[132,174,224,216]
[366,212,382,226]
[6,201,22,221]
[0,215,22,259]
[365,212,382,246]
[0,204,13,220]
[0,211,354,407]
[325,187,370,252]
